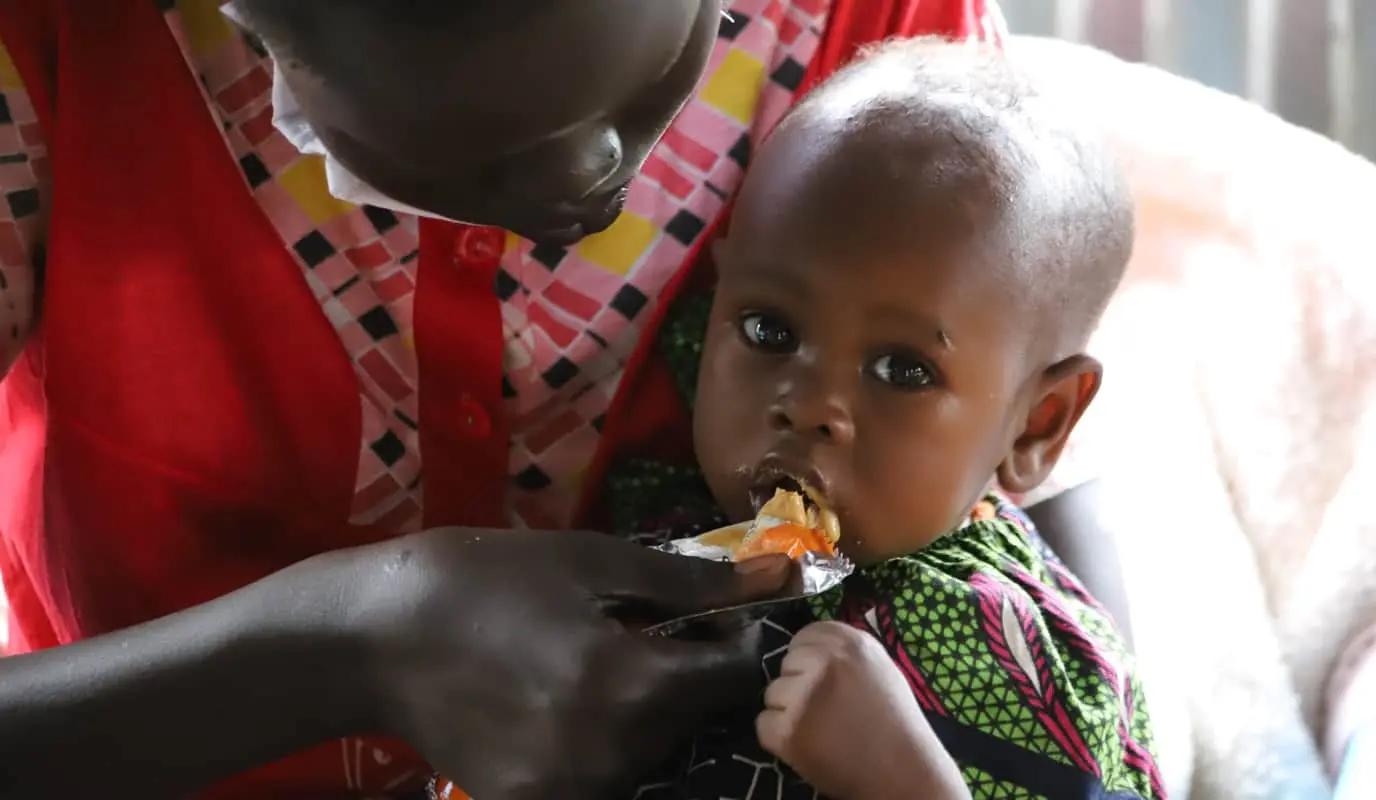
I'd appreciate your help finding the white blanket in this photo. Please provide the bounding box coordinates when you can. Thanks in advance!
[1009,35,1376,800]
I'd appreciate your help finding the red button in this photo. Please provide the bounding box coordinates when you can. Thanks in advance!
[457,393,492,438]
[452,226,505,267]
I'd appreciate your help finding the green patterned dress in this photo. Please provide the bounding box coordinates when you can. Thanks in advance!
[611,292,1166,800]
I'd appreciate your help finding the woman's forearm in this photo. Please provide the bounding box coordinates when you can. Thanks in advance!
[0,550,374,796]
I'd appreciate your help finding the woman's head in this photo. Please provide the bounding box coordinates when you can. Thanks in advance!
[236,0,721,243]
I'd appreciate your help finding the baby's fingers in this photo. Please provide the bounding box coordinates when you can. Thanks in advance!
[759,672,817,756]
[763,673,806,711]
[755,707,794,757]
[779,639,828,677]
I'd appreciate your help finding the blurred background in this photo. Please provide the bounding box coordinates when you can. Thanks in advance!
[994,4,1376,797]
[1000,0,1376,160]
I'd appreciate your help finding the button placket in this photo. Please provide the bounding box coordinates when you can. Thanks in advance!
[452,225,505,268]
[456,393,492,438]
[415,218,509,528]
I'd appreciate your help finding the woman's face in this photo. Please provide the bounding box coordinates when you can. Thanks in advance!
[274,0,721,243]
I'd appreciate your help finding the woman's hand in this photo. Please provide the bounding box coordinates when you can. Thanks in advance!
[348,527,792,799]
[0,527,786,798]
[756,621,971,800]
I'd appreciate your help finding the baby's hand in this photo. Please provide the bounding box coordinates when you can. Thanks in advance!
[756,621,970,800]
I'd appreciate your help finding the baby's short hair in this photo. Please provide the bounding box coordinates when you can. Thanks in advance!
[790,37,1134,359]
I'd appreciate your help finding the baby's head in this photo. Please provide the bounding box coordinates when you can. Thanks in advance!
[694,38,1132,564]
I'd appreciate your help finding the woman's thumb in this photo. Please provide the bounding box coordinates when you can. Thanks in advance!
[608,549,793,619]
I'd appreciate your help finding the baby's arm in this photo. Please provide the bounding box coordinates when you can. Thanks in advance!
[756,621,971,800]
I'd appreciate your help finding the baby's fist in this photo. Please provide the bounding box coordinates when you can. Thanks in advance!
[756,621,967,800]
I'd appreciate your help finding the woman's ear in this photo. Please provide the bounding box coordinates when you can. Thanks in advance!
[997,355,1102,494]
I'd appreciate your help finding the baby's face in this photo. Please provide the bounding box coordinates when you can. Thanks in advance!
[693,116,1039,564]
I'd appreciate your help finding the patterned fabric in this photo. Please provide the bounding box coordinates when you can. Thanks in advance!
[0,0,831,775]
[165,1,431,531]
[176,0,831,530]
[0,0,831,533]
[599,291,1167,800]
[494,0,832,527]
[0,39,42,369]
[0,42,42,652]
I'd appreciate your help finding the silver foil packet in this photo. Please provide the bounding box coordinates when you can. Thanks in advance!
[643,525,854,636]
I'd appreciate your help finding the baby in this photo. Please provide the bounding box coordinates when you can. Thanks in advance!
[436,36,1164,800]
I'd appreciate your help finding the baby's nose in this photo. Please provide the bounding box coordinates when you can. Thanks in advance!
[767,384,855,445]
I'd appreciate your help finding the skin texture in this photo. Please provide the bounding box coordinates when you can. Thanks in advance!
[240,0,721,243]
[0,2,802,797]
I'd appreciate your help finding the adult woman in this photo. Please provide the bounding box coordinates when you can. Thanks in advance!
[0,1,1093,797]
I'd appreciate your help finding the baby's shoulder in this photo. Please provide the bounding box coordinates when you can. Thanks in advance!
[873,493,1132,661]
[815,496,1164,798]
[818,496,1135,698]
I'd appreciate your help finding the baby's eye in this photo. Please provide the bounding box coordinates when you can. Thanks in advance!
[869,353,936,390]
[739,312,798,353]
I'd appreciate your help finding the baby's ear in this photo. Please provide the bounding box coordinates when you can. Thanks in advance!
[997,355,1101,495]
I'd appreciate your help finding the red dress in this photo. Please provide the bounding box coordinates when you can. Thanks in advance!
[0,0,1002,795]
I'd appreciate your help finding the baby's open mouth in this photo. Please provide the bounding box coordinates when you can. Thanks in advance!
[745,471,840,552]
[748,473,818,515]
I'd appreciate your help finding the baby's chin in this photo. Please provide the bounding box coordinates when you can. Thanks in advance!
[839,539,889,568]
[843,528,949,566]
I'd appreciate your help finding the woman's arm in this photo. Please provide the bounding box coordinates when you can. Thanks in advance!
[0,549,373,796]
[0,529,788,797]
[1024,479,1135,648]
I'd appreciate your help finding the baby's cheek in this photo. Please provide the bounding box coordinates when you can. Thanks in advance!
[848,463,972,561]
